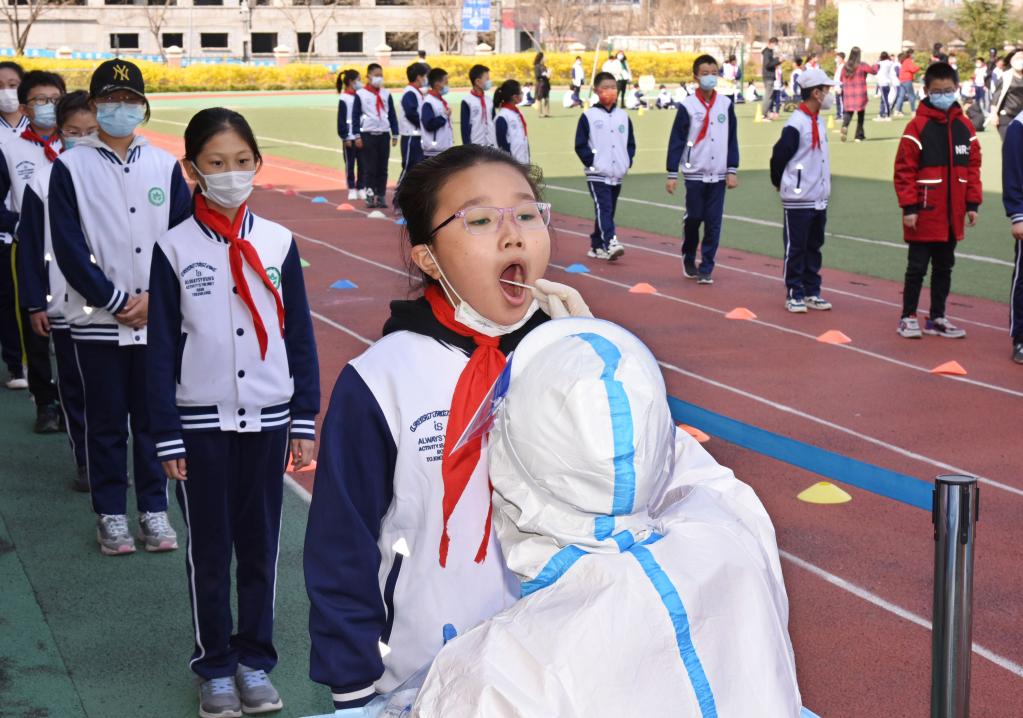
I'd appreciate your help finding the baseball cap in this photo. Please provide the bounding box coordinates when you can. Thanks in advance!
[89,59,145,99]
[798,68,836,88]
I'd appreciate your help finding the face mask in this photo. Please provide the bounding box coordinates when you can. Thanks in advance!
[1012,56,1023,71]
[62,133,96,151]
[440,86,450,96]
[32,103,57,130]
[698,75,718,91]
[617,54,624,61]
[420,77,429,88]
[370,76,384,88]
[425,247,539,337]
[929,91,956,111]
[354,80,363,91]
[192,163,255,209]
[483,79,493,91]
[597,88,618,106]
[820,92,834,110]
[96,102,146,138]
[0,88,18,114]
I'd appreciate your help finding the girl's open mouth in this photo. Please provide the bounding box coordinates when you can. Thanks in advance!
[499,263,528,306]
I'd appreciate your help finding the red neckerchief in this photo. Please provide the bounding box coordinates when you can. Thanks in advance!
[21,127,59,162]
[694,90,717,145]
[429,89,450,113]
[424,284,504,568]
[799,103,821,149]
[194,195,284,360]
[471,89,489,125]
[366,85,385,116]
[407,83,424,96]
[343,88,356,96]
[501,102,527,136]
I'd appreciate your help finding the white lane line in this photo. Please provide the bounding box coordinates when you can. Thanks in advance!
[149,117,345,154]
[545,184,1016,268]
[553,226,1006,333]
[286,209,1023,499]
[781,550,1023,678]
[549,261,1023,400]
[287,304,1023,679]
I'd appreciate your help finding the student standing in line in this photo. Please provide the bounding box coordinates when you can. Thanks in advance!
[397,62,428,191]
[336,69,365,202]
[0,70,66,433]
[1002,105,1023,363]
[49,59,190,556]
[769,68,836,313]
[666,54,739,285]
[461,64,496,148]
[575,72,634,262]
[16,90,96,490]
[494,80,529,165]
[148,108,319,718]
[353,63,398,209]
[894,62,981,341]
[420,68,454,158]
[0,60,28,390]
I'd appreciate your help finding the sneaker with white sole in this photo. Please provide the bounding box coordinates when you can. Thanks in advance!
[607,243,625,261]
[236,666,283,714]
[587,247,611,260]
[682,258,698,278]
[138,511,178,552]
[199,676,242,718]
[924,317,966,339]
[97,514,135,556]
[357,189,367,201]
[785,298,808,313]
[898,315,922,338]
[1013,342,1023,364]
[805,295,832,311]
[5,366,27,390]
[696,274,714,285]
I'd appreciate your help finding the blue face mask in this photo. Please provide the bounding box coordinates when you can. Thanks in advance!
[441,86,450,96]
[483,79,493,91]
[96,102,146,138]
[32,103,57,130]
[699,75,718,91]
[929,91,957,111]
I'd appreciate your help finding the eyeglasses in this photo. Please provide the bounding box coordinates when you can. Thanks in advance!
[430,201,552,237]
[25,96,61,107]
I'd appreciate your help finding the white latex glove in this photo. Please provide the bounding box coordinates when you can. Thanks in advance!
[532,278,593,319]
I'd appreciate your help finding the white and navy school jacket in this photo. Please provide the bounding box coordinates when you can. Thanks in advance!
[353,87,399,136]
[665,92,739,183]
[769,110,831,210]
[420,93,454,157]
[574,104,636,186]
[49,136,191,344]
[398,85,424,138]
[0,115,29,244]
[15,163,69,328]
[1002,111,1023,224]
[337,91,359,142]
[0,132,62,216]
[460,91,496,147]
[146,207,320,460]
[495,107,529,165]
[305,300,548,708]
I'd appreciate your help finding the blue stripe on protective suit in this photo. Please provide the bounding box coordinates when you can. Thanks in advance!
[628,544,718,718]
[520,545,589,597]
[572,333,636,517]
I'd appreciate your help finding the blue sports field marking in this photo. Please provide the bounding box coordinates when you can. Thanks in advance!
[667,396,933,511]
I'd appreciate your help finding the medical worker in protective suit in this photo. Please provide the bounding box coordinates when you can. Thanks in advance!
[412,318,803,718]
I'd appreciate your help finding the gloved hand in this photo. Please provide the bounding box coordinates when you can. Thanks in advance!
[333,704,384,718]
[532,278,593,319]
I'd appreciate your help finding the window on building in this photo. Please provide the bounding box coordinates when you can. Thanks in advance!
[518,31,535,52]
[201,33,229,49]
[162,33,184,49]
[376,0,411,4]
[193,0,224,5]
[385,32,418,52]
[147,0,177,5]
[110,33,140,50]
[297,32,312,54]
[337,32,363,54]
[251,32,277,54]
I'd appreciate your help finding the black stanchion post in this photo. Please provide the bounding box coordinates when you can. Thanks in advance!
[931,474,979,718]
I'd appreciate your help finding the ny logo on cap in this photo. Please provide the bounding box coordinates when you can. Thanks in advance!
[113,64,131,81]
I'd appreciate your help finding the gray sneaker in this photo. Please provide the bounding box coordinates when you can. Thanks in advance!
[97,514,135,556]
[199,676,242,718]
[138,511,178,552]
[236,665,283,714]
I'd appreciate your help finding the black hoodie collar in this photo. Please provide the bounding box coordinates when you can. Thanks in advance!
[382,296,549,356]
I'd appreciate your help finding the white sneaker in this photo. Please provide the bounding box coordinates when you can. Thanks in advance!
[607,238,625,261]
[898,315,922,338]
[97,514,136,556]
[138,511,178,552]
[587,248,611,260]
[357,189,367,201]
[347,189,358,200]
[785,298,808,313]
[5,366,27,389]
[805,295,832,311]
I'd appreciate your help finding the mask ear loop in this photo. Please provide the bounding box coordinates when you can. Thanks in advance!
[424,245,464,309]
[189,161,209,196]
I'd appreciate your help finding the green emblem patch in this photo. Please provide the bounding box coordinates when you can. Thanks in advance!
[717,113,726,123]
[265,267,281,289]
[618,124,626,133]
[148,187,166,206]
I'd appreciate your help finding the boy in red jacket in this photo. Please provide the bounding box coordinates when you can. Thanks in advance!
[894,62,982,339]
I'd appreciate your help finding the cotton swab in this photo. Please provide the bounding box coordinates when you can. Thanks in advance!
[499,278,535,291]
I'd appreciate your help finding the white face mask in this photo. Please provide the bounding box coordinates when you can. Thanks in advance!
[820,92,834,110]
[1013,56,1023,71]
[425,247,539,337]
[0,88,19,114]
[371,75,384,88]
[192,163,255,209]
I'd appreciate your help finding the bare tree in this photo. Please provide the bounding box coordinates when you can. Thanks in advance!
[517,0,585,50]
[274,0,343,59]
[144,0,176,62]
[419,0,461,53]
[1,0,70,56]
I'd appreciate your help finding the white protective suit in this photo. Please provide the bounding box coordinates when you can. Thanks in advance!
[412,318,802,718]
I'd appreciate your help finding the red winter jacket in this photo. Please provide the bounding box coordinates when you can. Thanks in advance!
[894,100,982,243]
